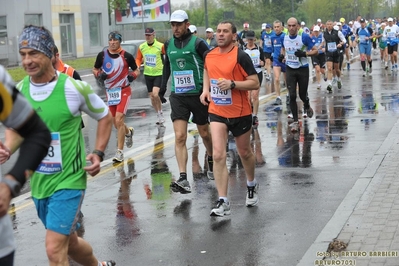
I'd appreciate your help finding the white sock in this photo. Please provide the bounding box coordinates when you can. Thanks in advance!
[247,179,256,187]
[219,197,228,203]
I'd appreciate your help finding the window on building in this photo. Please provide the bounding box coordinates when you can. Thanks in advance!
[0,16,7,45]
[89,13,101,47]
[25,14,43,26]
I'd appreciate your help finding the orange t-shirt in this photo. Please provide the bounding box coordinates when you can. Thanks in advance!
[204,46,256,118]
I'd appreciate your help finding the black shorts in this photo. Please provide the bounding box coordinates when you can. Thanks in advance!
[257,72,263,85]
[169,93,209,125]
[311,53,326,68]
[388,44,398,55]
[144,75,162,92]
[209,113,252,137]
[325,51,341,63]
[264,52,273,60]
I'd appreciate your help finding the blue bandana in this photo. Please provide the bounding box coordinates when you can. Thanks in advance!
[18,26,55,59]
[108,32,122,42]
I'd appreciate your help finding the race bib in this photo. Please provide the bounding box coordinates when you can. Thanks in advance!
[251,55,260,66]
[265,37,272,47]
[36,132,63,174]
[106,87,121,106]
[327,42,337,51]
[287,54,298,61]
[210,79,232,105]
[173,70,195,93]
[359,35,367,43]
[145,54,156,67]
[387,32,395,38]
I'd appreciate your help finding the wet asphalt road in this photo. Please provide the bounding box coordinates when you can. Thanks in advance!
[8,52,399,266]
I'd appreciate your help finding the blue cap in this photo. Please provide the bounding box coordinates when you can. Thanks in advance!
[266,24,272,28]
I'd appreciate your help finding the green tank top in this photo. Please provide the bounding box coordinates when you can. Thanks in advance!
[21,73,86,199]
[140,39,164,76]
[167,36,204,95]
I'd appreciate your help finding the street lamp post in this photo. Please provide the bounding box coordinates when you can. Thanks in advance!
[205,0,209,29]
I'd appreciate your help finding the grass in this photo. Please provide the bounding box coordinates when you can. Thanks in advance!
[7,56,96,82]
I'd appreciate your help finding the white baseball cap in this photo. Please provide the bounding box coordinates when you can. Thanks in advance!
[313,25,320,31]
[317,18,321,23]
[188,25,197,33]
[388,17,394,22]
[381,22,386,26]
[349,21,353,24]
[262,23,267,29]
[205,27,214,33]
[170,10,188,22]
[337,22,342,26]
[333,25,339,30]
[301,21,305,26]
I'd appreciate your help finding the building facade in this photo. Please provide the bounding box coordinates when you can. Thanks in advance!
[0,0,109,66]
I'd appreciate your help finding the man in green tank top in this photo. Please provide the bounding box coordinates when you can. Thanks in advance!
[161,10,214,193]
[6,25,115,266]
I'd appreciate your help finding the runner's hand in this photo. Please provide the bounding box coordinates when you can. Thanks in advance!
[278,54,285,62]
[294,49,307,57]
[0,142,11,164]
[84,153,101,177]
[98,71,107,81]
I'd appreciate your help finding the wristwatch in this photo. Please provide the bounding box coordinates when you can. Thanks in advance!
[1,178,21,198]
[92,149,105,162]
[230,80,236,89]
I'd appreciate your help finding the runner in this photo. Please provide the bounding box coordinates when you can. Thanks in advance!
[136,27,166,125]
[260,24,274,81]
[200,20,259,216]
[356,18,374,76]
[14,25,114,266]
[161,10,214,193]
[320,20,347,92]
[310,25,326,89]
[93,31,139,162]
[243,30,265,129]
[383,17,399,71]
[270,20,286,107]
[0,65,51,266]
[376,22,388,69]
[281,17,318,132]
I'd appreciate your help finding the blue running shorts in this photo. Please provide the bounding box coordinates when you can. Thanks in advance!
[33,189,84,235]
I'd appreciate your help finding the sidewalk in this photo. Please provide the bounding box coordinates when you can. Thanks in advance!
[298,119,399,266]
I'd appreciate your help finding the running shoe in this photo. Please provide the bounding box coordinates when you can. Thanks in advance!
[207,155,214,180]
[156,112,165,125]
[101,260,116,266]
[171,177,191,194]
[287,113,293,119]
[317,84,321,90]
[252,115,259,129]
[327,84,332,93]
[113,150,124,162]
[302,108,308,118]
[290,121,299,133]
[337,80,342,89]
[125,127,134,148]
[273,97,282,105]
[210,199,231,216]
[246,183,259,207]
[304,107,314,118]
[363,71,367,77]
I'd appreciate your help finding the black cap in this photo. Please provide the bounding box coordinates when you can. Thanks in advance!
[246,30,256,39]
[145,28,155,35]
[360,18,365,23]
